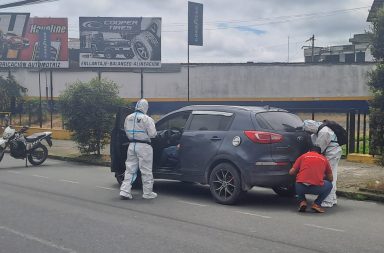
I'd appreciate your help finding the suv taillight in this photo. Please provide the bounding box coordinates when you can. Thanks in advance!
[244,130,283,144]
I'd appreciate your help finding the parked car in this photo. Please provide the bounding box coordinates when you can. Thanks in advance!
[90,32,134,59]
[110,105,311,204]
[1,32,30,50]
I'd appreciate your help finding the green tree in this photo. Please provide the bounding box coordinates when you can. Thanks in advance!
[368,7,384,165]
[59,78,124,155]
[0,74,27,112]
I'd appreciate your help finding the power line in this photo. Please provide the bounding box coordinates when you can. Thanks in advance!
[163,6,370,32]
[164,6,370,27]
[0,0,57,9]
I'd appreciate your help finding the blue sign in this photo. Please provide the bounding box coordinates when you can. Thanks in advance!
[188,1,203,46]
[38,30,51,61]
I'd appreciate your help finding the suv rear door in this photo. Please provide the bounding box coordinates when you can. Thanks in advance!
[179,110,233,180]
[254,111,310,163]
[110,106,134,176]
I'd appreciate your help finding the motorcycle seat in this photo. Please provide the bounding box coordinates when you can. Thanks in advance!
[26,133,46,142]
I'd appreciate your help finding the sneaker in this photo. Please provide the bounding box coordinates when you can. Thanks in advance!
[321,201,334,208]
[298,200,307,212]
[120,193,133,200]
[311,203,325,213]
[143,192,157,199]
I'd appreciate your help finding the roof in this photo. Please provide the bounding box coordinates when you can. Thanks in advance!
[174,104,287,114]
[349,33,371,44]
[367,0,384,22]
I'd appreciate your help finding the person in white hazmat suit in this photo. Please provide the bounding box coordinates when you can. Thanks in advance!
[303,120,342,208]
[120,99,158,200]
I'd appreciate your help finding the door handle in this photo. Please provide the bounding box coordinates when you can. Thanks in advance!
[210,136,222,141]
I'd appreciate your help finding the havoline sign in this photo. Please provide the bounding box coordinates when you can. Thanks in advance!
[0,14,69,68]
[79,17,161,68]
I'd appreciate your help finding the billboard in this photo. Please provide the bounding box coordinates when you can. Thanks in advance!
[0,13,68,68]
[79,17,161,68]
[188,2,203,46]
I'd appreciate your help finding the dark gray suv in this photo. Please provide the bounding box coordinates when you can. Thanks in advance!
[110,105,310,204]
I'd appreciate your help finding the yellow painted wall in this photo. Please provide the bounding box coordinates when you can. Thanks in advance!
[14,127,72,140]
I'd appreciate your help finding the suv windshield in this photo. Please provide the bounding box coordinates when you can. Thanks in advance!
[255,111,303,131]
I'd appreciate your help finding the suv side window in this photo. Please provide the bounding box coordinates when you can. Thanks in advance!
[188,113,233,131]
[156,111,191,131]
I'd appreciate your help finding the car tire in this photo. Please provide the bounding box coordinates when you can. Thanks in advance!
[209,163,242,205]
[115,172,124,186]
[91,45,98,57]
[272,185,296,197]
[115,171,142,189]
[124,49,134,59]
[104,48,116,59]
[0,147,5,162]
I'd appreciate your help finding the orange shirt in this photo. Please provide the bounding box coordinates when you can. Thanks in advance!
[292,151,332,186]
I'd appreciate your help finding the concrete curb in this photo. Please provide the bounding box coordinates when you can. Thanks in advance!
[337,189,384,203]
[346,153,380,164]
[48,154,111,167]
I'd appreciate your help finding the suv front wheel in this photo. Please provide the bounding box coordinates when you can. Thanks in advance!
[209,163,242,205]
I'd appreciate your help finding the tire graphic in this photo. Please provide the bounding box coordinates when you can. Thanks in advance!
[132,31,160,61]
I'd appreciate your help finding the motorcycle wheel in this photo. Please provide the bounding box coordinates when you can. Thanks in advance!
[28,143,48,166]
[0,147,5,162]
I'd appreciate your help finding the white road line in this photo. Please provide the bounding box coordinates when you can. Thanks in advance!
[95,186,116,191]
[304,223,345,232]
[234,211,272,219]
[6,170,21,174]
[0,225,77,253]
[177,200,208,207]
[33,174,49,179]
[59,179,79,184]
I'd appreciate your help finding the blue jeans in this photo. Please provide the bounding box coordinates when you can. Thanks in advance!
[295,181,333,205]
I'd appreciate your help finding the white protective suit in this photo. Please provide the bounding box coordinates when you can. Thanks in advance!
[303,120,342,207]
[119,99,157,199]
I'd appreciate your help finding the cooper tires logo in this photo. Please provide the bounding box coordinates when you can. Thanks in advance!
[81,21,102,29]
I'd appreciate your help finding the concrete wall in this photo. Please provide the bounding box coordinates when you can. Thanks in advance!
[185,63,373,99]
[2,63,374,100]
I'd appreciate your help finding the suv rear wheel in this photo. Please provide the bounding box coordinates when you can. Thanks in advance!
[209,163,242,205]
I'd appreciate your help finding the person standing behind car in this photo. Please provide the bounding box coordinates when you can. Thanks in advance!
[120,99,157,200]
[303,120,342,208]
[289,145,333,213]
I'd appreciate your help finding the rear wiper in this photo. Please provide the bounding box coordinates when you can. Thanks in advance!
[282,124,303,131]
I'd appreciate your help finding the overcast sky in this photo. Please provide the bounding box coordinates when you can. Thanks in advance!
[4,0,375,63]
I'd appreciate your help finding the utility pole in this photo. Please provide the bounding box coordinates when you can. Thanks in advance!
[287,36,290,63]
[307,34,315,62]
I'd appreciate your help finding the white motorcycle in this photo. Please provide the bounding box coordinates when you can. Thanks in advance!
[0,126,52,166]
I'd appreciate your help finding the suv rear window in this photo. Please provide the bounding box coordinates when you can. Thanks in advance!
[255,111,303,132]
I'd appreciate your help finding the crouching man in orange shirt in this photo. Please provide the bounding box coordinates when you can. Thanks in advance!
[289,145,333,213]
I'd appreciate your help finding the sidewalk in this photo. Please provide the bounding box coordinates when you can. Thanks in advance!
[49,139,384,203]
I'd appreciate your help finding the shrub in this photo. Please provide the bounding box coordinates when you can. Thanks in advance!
[59,78,124,155]
[368,7,384,166]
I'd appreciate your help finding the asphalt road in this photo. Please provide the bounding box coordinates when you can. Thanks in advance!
[0,155,383,253]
